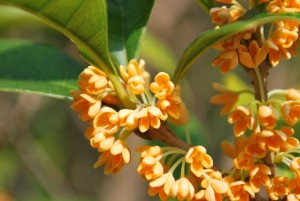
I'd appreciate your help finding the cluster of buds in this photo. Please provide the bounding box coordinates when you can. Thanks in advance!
[71,59,187,175]
[208,0,300,201]
[210,0,300,74]
[211,85,300,200]
[137,145,232,201]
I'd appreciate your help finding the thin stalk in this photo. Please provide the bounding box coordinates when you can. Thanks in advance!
[254,67,266,103]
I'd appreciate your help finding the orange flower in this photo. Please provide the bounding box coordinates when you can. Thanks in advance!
[93,139,130,174]
[245,133,267,158]
[228,105,256,136]
[273,21,299,49]
[138,156,164,181]
[281,100,300,126]
[210,83,239,115]
[137,145,163,158]
[210,6,230,25]
[127,76,146,95]
[221,136,248,158]
[136,106,166,133]
[149,173,175,200]
[78,66,108,96]
[120,59,146,82]
[266,176,289,200]
[71,93,101,121]
[226,179,255,201]
[290,157,300,178]
[199,171,228,201]
[233,151,254,170]
[238,40,269,68]
[285,88,300,101]
[287,177,300,201]
[257,105,279,129]
[185,146,213,177]
[212,50,239,74]
[268,0,300,13]
[257,127,297,152]
[156,90,182,120]
[249,164,271,193]
[89,129,115,152]
[150,72,175,100]
[171,177,195,201]
[93,107,120,134]
[214,35,240,51]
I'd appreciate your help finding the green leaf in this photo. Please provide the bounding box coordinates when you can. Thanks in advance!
[0,0,115,74]
[0,39,83,99]
[0,0,136,108]
[172,5,300,84]
[107,0,154,65]
[194,0,216,13]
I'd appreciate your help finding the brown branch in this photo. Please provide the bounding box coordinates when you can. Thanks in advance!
[134,123,190,151]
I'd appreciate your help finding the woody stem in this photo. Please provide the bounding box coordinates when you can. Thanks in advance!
[134,123,190,151]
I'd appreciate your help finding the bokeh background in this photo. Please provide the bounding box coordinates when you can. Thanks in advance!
[0,1,300,201]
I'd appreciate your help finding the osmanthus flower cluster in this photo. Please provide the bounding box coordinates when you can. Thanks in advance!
[71,59,189,175]
[209,0,300,201]
[71,59,236,200]
[210,0,300,73]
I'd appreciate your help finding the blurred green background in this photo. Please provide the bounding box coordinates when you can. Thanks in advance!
[1,1,300,201]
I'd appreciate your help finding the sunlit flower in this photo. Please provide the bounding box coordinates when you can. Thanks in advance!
[78,66,108,95]
[136,106,166,133]
[150,72,175,99]
[228,105,256,136]
[233,151,254,170]
[210,83,239,115]
[138,156,164,181]
[93,139,130,174]
[126,76,145,95]
[245,133,267,158]
[210,6,231,25]
[286,88,300,101]
[288,177,300,200]
[258,127,297,152]
[93,107,120,134]
[185,146,213,177]
[149,173,175,200]
[266,176,289,200]
[290,157,300,178]
[71,93,101,121]
[224,176,255,201]
[257,105,279,129]
[249,164,271,193]
[199,171,228,201]
[231,181,254,201]
[120,59,146,82]
[171,177,195,201]
[156,88,182,120]
[89,129,115,152]
[282,100,300,126]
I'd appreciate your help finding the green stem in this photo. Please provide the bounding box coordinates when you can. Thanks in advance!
[254,67,266,103]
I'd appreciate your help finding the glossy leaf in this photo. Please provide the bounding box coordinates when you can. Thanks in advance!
[107,0,154,65]
[0,39,83,100]
[172,6,300,84]
[0,0,137,108]
[194,0,215,13]
[0,0,115,74]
